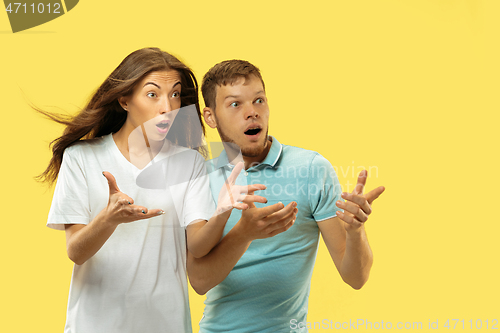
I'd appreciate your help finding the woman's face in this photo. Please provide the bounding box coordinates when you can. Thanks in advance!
[120,70,182,142]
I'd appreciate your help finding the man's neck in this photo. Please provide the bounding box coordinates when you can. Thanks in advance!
[237,137,273,170]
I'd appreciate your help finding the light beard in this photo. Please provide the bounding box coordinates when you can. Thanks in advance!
[216,126,269,158]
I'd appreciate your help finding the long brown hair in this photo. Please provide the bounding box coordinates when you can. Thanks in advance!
[36,47,206,185]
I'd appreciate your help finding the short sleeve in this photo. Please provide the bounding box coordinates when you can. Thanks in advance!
[174,152,216,227]
[308,153,343,222]
[47,147,91,230]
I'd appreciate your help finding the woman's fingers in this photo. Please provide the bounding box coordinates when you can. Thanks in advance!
[117,196,134,206]
[122,205,165,221]
[104,173,163,223]
[244,184,267,193]
[227,162,245,185]
[135,208,165,220]
[103,171,121,195]
[112,197,163,222]
[233,202,249,210]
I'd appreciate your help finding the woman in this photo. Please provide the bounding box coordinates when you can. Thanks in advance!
[39,47,266,333]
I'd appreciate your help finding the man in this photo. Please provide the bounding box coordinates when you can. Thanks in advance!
[187,60,385,333]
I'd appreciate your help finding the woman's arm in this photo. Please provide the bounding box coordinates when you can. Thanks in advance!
[185,162,268,258]
[185,210,231,259]
[188,201,298,294]
[64,172,163,265]
[64,214,118,265]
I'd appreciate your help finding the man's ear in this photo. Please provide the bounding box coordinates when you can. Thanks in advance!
[118,96,129,111]
[203,107,217,129]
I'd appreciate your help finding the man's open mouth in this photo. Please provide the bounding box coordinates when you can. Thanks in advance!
[244,127,262,135]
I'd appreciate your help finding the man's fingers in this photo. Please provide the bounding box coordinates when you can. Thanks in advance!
[239,194,268,205]
[341,192,369,209]
[353,170,367,195]
[338,192,371,215]
[263,202,297,224]
[267,218,295,237]
[336,200,368,222]
[227,162,244,185]
[103,171,121,194]
[336,210,363,226]
[254,202,284,219]
[265,207,297,233]
[366,186,386,205]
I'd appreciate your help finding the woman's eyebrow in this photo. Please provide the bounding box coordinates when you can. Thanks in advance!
[143,82,161,89]
[143,81,181,90]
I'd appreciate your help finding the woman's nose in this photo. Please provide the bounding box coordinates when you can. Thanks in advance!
[159,98,172,114]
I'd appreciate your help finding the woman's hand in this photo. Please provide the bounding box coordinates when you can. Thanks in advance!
[102,171,164,225]
[215,162,267,215]
[65,172,164,265]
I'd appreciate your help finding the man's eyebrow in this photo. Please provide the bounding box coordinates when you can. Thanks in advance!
[224,90,265,100]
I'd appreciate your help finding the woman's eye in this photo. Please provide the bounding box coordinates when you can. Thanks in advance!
[171,91,180,98]
[230,102,239,108]
[255,98,264,104]
[147,92,157,98]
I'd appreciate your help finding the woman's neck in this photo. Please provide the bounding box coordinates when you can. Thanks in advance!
[112,123,164,167]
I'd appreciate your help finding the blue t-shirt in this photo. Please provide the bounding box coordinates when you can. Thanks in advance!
[201,137,343,333]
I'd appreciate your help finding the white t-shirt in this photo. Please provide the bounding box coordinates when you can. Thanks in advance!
[47,134,215,333]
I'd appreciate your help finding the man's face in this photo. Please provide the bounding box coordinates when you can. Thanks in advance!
[210,75,270,159]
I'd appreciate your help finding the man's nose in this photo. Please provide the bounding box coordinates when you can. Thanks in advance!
[245,103,259,119]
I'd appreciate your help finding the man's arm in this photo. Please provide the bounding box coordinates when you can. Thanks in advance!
[187,201,298,295]
[318,170,384,289]
[318,216,373,289]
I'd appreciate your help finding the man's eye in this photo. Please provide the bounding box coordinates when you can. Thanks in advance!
[255,98,264,104]
[171,91,180,98]
[230,102,239,107]
[147,92,157,98]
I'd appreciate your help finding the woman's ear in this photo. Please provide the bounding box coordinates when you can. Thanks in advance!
[203,107,217,128]
[118,96,129,111]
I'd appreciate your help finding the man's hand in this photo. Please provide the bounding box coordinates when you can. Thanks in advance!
[234,201,298,241]
[335,170,385,231]
[216,162,268,214]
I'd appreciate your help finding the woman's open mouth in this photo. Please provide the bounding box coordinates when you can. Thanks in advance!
[156,121,171,134]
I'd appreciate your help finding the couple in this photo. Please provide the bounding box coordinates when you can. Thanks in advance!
[42,47,384,333]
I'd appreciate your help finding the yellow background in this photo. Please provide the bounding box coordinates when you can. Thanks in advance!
[1,0,499,332]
